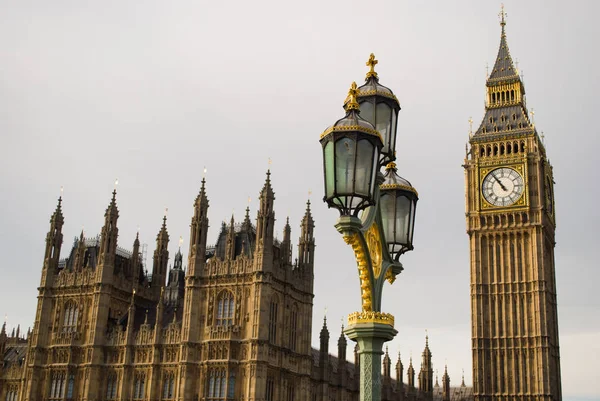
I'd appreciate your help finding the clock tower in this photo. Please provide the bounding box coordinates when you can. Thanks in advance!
[464,8,561,401]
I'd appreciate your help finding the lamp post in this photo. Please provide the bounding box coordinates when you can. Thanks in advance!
[319,55,418,401]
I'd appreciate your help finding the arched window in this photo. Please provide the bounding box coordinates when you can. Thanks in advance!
[63,301,78,333]
[106,373,118,400]
[228,372,236,399]
[66,374,74,399]
[49,372,66,401]
[133,372,146,400]
[162,372,175,400]
[216,291,234,327]
[289,305,298,351]
[206,369,228,401]
[268,298,278,344]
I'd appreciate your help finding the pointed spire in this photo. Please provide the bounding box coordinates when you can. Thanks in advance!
[488,4,518,80]
[338,322,347,361]
[0,319,6,337]
[52,196,64,223]
[461,368,466,387]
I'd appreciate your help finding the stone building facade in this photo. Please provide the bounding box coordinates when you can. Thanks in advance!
[0,171,471,401]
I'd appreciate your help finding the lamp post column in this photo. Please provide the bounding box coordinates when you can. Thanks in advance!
[345,322,397,401]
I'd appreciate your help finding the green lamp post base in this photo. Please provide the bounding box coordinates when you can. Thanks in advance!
[345,318,397,401]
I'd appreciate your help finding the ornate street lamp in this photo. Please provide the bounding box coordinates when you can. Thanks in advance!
[320,82,383,217]
[320,55,418,401]
[347,53,401,166]
[380,162,418,261]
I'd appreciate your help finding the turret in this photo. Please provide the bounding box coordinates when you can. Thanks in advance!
[298,200,315,289]
[188,178,209,277]
[131,231,141,290]
[97,190,119,282]
[281,217,292,266]
[72,230,87,271]
[255,170,275,270]
[0,321,7,356]
[407,356,415,391]
[396,351,404,385]
[418,334,433,394]
[383,346,391,378]
[151,215,169,290]
[165,240,185,308]
[338,324,347,362]
[41,196,64,287]
[225,214,236,261]
[319,316,329,379]
[442,365,450,401]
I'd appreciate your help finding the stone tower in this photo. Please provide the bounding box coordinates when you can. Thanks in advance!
[464,7,561,400]
[418,335,433,400]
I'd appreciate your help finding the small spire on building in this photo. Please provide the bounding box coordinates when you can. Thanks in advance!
[462,368,466,387]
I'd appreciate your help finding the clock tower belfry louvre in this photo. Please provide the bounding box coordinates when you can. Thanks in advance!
[464,8,561,401]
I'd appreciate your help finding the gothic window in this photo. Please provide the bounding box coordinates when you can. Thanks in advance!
[206,369,228,401]
[216,291,235,327]
[66,374,74,399]
[228,372,236,399]
[289,306,298,351]
[133,372,146,400]
[162,372,175,400]
[5,386,19,401]
[266,375,275,401]
[49,371,66,401]
[268,298,279,344]
[106,372,118,400]
[286,381,295,401]
[62,301,79,333]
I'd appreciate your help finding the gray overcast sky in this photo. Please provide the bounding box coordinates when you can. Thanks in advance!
[0,0,597,398]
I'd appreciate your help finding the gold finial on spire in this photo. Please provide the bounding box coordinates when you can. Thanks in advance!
[179,235,183,248]
[530,108,535,127]
[499,3,507,26]
[308,189,312,198]
[366,53,379,79]
[345,82,360,111]
[203,166,207,178]
[164,207,169,218]
[268,157,272,166]
[60,185,64,198]
[114,178,119,190]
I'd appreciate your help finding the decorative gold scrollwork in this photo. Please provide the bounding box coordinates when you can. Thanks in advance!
[343,233,373,312]
[347,311,395,327]
[365,223,382,279]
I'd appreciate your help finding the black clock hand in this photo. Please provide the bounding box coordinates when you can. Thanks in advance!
[493,174,508,191]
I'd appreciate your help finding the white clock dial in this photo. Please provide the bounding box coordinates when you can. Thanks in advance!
[482,167,524,207]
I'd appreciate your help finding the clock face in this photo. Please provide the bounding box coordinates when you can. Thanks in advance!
[482,167,524,207]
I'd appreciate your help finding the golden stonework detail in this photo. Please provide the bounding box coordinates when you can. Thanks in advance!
[365,223,383,279]
[343,233,373,312]
[347,311,394,327]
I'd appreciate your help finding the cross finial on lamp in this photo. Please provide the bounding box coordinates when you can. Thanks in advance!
[366,53,378,79]
[345,82,360,111]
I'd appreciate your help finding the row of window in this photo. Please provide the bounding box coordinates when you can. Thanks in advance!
[206,370,235,400]
[105,372,176,400]
[4,386,18,401]
[49,373,74,401]
[479,141,526,157]
[490,89,517,105]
